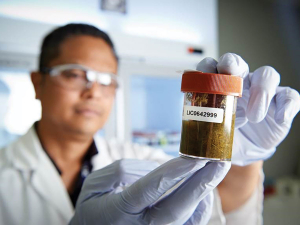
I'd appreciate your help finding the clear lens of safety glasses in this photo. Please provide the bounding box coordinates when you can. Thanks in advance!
[46,64,119,94]
[86,71,118,87]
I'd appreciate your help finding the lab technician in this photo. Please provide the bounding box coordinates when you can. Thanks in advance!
[0,24,299,225]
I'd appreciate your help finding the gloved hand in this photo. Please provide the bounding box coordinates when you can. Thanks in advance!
[197,53,300,166]
[69,157,230,225]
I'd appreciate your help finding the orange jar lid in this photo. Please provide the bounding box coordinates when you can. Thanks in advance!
[181,71,243,97]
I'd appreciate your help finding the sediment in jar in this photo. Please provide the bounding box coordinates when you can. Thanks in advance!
[179,93,236,160]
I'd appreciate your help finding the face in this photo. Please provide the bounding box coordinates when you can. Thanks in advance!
[32,35,118,136]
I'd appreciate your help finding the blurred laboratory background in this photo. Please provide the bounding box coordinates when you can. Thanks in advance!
[0,0,299,224]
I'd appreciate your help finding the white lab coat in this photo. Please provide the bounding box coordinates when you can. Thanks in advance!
[0,126,262,225]
[0,129,18,149]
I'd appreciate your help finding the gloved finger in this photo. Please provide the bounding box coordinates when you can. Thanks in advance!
[216,53,249,128]
[246,66,280,123]
[144,162,230,225]
[195,55,248,129]
[235,90,250,128]
[77,159,160,203]
[196,57,218,73]
[183,191,214,225]
[118,157,209,213]
[274,86,300,124]
[217,53,249,79]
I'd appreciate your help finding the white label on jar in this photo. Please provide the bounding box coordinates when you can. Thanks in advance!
[183,106,224,123]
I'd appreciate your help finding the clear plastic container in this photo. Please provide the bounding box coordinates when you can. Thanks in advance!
[179,71,243,161]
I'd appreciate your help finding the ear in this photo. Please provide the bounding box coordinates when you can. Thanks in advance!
[31,72,43,100]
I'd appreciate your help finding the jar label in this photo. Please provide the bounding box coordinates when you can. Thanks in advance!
[183,106,224,123]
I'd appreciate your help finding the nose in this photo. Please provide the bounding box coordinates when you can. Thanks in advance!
[81,82,103,99]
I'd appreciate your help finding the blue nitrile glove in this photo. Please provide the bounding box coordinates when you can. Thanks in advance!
[69,158,230,225]
[196,53,300,166]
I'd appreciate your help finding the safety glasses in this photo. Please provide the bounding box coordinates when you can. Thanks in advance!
[41,64,119,95]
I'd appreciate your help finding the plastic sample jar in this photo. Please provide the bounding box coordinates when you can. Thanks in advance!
[179,71,243,161]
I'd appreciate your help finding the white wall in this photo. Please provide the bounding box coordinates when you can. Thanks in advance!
[0,0,218,70]
[0,0,217,44]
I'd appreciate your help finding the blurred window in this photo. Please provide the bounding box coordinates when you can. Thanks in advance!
[130,75,183,156]
[0,70,41,135]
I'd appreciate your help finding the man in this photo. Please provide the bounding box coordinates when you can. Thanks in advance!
[0,24,299,225]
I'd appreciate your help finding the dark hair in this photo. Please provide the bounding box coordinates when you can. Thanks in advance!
[39,23,118,71]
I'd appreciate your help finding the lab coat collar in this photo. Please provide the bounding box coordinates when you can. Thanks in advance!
[92,135,116,170]
[10,126,74,222]
[10,125,42,171]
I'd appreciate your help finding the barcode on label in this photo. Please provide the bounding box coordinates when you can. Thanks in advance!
[183,106,224,123]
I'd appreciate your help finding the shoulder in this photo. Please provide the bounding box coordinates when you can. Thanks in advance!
[0,126,40,170]
[0,138,18,168]
[0,129,19,149]
[0,139,27,194]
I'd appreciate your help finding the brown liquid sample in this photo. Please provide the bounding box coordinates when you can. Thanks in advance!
[179,93,237,160]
